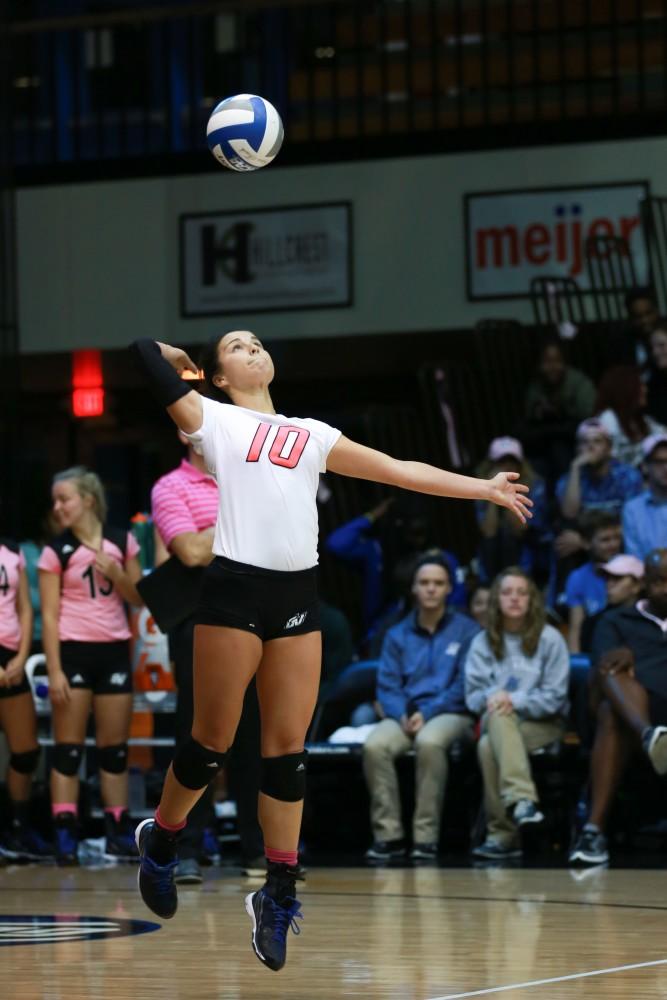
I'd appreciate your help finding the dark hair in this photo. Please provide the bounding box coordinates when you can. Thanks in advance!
[625,286,657,312]
[411,553,452,585]
[577,508,621,542]
[537,335,566,364]
[594,365,648,439]
[198,334,230,402]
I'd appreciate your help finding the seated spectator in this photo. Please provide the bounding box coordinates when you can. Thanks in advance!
[606,287,659,371]
[362,556,479,863]
[319,599,356,702]
[580,555,645,654]
[565,510,623,653]
[465,567,570,861]
[622,434,667,559]
[522,338,595,490]
[569,550,667,868]
[468,584,491,630]
[556,418,643,523]
[475,438,549,584]
[647,325,667,425]
[326,497,466,644]
[595,365,667,467]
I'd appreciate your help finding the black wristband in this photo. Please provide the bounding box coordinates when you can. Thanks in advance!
[130,338,193,408]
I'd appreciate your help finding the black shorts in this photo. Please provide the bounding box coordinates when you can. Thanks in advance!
[648,689,667,727]
[194,556,321,641]
[0,644,31,700]
[60,640,133,695]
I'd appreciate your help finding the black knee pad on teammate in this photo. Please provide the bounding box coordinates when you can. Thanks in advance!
[261,751,307,802]
[53,743,84,777]
[98,743,128,774]
[172,736,227,790]
[9,746,40,775]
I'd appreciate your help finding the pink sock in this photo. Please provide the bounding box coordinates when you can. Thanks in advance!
[266,846,298,867]
[104,806,127,824]
[155,806,186,833]
[52,803,78,818]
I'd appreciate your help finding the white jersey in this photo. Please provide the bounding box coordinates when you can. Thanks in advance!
[185,395,341,571]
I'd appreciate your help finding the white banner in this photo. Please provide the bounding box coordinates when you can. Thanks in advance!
[465,182,650,300]
[180,202,352,315]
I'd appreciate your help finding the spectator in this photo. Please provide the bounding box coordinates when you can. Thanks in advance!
[522,338,595,488]
[647,325,667,425]
[607,287,660,371]
[580,555,645,655]
[151,432,264,881]
[569,550,667,867]
[363,556,479,863]
[565,510,623,653]
[468,584,491,630]
[466,567,570,861]
[595,366,667,467]
[622,434,667,559]
[475,438,548,583]
[326,497,467,645]
[556,419,643,523]
[319,599,356,701]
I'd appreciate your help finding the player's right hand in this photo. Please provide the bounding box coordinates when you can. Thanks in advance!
[49,670,72,705]
[156,342,199,377]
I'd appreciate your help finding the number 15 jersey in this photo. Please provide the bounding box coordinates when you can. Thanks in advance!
[186,395,341,572]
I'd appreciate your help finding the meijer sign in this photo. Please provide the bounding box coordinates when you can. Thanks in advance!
[465,182,650,300]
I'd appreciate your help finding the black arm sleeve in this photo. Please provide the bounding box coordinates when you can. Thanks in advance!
[130,338,193,408]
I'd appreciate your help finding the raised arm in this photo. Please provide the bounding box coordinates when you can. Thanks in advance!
[131,338,203,433]
[327,436,532,523]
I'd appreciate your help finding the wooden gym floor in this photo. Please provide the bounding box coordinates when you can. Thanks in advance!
[1,862,667,999]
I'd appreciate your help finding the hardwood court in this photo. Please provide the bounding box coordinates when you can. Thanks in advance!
[1,863,667,999]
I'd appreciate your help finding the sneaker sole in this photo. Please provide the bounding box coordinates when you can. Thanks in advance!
[648,728,667,775]
[472,847,523,860]
[245,892,280,972]
[568,851,609,866]
[516,813,545,827]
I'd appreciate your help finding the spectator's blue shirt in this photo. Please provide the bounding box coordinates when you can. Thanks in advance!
[564,561,608,615]
[622,490,667,559]
[376,609,480,721]
[556,459,643,514]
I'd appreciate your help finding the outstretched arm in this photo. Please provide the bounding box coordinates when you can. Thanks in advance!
[131,338,203,433]
[326,436,532,523]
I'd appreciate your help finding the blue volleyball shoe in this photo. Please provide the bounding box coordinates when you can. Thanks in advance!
[245,888,303,971]
[135,818,178,919]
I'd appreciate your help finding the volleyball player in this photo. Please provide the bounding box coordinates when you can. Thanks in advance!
[38,468,143,864]
[131,333,532,972]
[0,535,51,860]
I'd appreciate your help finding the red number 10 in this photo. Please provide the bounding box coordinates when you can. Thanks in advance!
[246,422,310,469]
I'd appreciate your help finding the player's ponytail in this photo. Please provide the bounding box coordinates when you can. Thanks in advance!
[53,466,108,523]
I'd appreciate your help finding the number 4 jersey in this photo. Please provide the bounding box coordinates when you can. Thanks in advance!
[185,395,341,571]
[38,529,140,642]
[0,540,26,651]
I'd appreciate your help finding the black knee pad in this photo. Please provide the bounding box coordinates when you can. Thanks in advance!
[9,746,40,775]
[53,743,84,777]
[98,743,128,775]
[172,736,227,790]
[260,751,307,802]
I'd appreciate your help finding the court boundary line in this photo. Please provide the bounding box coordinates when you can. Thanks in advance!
[427,957,667,999]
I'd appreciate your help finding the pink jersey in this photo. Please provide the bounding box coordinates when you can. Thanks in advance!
[38,532,140,642]
[0,543,26,650]
[151,459,218,550]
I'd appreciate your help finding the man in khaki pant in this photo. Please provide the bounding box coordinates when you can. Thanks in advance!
[363,557,479,862]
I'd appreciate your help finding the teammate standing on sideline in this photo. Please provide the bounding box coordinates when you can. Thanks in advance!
[131,333,532,972]
[38,468,144,864]
[151,432,264,882]
[0,534,51,860]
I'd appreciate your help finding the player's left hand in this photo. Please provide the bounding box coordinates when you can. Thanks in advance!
[487,472,533,524]
[94,551,120,581]
[4,657,26,686]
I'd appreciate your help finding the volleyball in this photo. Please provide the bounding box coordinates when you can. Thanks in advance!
[206,94,284,172]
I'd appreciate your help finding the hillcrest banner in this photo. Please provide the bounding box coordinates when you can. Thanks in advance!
[465,182,650,300]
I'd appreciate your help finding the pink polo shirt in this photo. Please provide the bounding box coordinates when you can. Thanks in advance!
[38,532,140,642]
[0,543,26,650]
[151,458,218,550]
